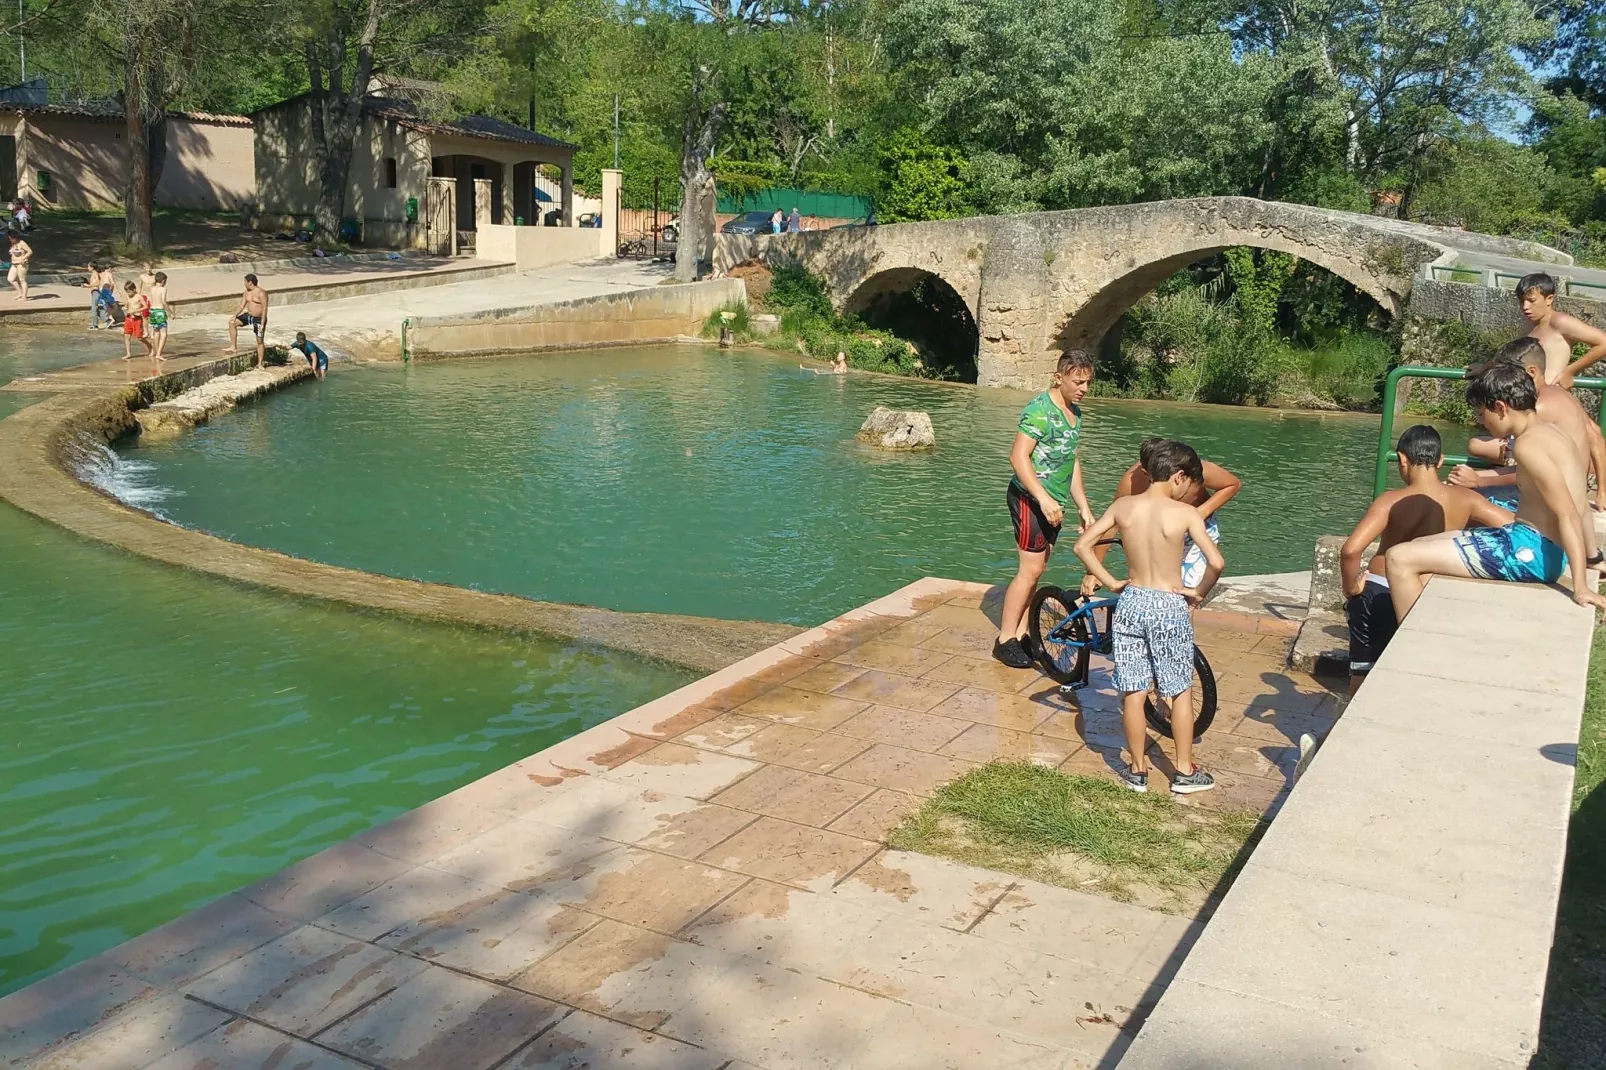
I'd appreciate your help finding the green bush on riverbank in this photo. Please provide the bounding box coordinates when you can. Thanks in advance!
[707,264,932,378]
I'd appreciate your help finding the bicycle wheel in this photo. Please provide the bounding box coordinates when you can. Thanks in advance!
[1143,646,1218,740]
[1027,585,1090,685]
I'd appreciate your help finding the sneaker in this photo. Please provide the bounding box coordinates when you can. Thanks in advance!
[1171,767,1216,794]
[1292,732,1318,784]
[991,637,1034,669]
[1118,764,1148,793]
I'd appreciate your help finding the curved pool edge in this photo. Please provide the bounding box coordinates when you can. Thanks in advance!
[0,384,801,674]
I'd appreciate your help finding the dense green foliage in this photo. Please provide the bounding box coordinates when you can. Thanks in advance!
[3,0,1600,242]
[5,0,1603,396]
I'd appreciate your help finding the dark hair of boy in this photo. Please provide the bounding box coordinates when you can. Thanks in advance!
[1515,272,1557,299]
[1492,336,1545,369]
[245,273,258,285]
[1143,439,1203,483]
[295,331,307,342]
[1395,424,1442,467]
[1466,360,1538,412]
[89,261,99,270]
[124,280,136,293]
[154,271,166,284]
[1137,437,1165,468]
[1056,349,1095,374]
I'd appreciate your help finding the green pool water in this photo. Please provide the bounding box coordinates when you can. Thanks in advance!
[0,340,693,999]
[122,345,1457,625]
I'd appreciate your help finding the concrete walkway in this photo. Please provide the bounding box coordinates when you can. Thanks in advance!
[0,577,1342,1070]
[166,258,676,359]
[0,255,511,327]
[1121,575,1593,1069]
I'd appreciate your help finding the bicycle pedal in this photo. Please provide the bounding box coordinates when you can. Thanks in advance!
[1057,682,1087,694]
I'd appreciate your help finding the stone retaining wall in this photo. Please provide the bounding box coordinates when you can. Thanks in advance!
[405,279,745,360]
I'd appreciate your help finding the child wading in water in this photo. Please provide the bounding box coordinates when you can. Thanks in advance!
[1075,439,1225,795]
[147,271,170,362]
[120,281,152,361]
[290,332,329,379]
[994,350,1096,667]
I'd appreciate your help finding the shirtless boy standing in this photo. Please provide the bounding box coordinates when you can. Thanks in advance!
[227,274,269,368]
[1341,425,1513,691]
[1075,439,1225,795]
[1082,439,1240,597]
[84,262,116,329]
[1387,362,1606,618]
[1516,273,1606,386]
[147,271,170,362]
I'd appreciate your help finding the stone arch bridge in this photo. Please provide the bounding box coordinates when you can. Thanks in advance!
[714,196,1570,387]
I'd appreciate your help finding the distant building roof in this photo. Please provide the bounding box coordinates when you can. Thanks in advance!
[251,93,576,152]
[0,99,250,125]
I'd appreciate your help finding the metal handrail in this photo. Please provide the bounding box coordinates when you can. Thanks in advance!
[1373,365,1606,497]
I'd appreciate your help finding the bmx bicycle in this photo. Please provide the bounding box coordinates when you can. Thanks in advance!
[1026,579,1219,741]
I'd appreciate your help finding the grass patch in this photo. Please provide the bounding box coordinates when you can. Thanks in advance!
[887,762,1262,912]
[1534,625,1606,1067]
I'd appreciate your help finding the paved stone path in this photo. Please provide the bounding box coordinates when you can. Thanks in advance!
[0,578,1342,1070]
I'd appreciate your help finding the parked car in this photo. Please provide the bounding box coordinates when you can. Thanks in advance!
[831,214,877,230]
[721,211,779,235]
[660,216,679,243]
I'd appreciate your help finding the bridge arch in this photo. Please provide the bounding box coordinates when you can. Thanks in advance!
[840,267,981,381]
[1053,237,1403,355]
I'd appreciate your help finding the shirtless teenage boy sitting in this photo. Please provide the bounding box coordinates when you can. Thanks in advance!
[1081,439,1240,597]
[1340,424,1513,692]
[1387,362,1606,618]
[1455,338,1606,533]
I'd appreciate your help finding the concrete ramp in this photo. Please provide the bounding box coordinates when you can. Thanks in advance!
[1121,575,1592,1068]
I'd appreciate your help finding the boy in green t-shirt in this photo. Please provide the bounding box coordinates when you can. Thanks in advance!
[995,349,1097,667]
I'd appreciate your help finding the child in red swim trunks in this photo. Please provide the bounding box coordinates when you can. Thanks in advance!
[121,281,152,362]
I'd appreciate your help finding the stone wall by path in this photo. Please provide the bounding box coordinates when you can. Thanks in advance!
[404,279,745,360]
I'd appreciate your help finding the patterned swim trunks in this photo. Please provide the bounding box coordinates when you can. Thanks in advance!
[1180,515,1221,589]
[1452,521,1566,584]
[1112,585,1194,698]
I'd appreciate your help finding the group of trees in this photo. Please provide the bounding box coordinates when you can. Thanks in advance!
[1,0,1602,259]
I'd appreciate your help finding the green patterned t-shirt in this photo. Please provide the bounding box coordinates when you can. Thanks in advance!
[1009,391,1081,505]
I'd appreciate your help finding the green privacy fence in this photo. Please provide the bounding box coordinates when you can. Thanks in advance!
[716,188,873,219]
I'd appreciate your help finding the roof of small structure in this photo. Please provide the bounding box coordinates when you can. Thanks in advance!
[0,100,250,125]
[252,94,576,152]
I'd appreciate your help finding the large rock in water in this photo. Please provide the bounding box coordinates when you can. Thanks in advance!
[857,407,935,450]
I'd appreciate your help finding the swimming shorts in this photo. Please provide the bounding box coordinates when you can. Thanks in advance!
[236,312,264,338]
[1007,482,1060,554]
[148,308,168,330]
[1181,515,1221,588]
[1112,585,1194,698]
[123,314,144,339]
[1453,521,1566,584]
[1481,487,1520,513]
[1345,574,1397,675]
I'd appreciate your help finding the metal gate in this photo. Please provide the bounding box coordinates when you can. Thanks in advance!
[425,176,457,256]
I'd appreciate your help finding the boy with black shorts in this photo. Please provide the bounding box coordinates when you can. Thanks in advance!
[1074,439,1224,794]
[1340,425,1512,693]
[995,350,1096,667]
